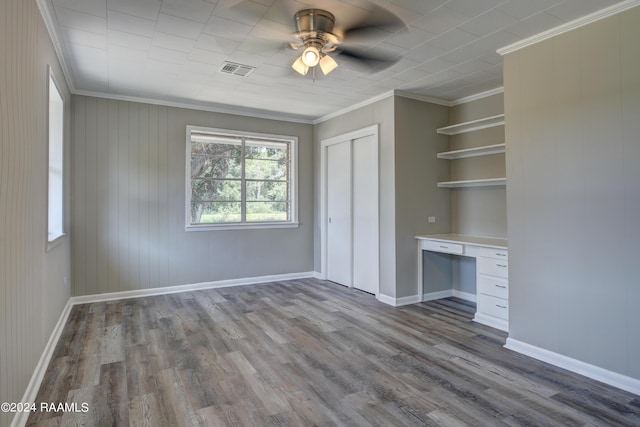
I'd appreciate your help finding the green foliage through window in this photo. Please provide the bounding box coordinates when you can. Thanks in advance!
[188,129,295,226]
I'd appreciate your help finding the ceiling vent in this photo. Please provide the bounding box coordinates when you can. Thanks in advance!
[219,62,256,77]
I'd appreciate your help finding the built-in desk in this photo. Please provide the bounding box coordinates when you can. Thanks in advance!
[416,234,509,331]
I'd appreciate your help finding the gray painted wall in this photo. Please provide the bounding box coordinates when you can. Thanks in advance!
[504,7,640,380]
[394,97,450,297]
[0,1,72,425]
[71,96,314,296]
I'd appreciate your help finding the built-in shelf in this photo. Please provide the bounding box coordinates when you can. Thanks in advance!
[437,114,505,135]
[437,143,505,160]
[437,178,506,188]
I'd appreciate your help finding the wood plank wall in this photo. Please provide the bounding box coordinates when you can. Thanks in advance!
[0,1,72,426]
[71,97,314,297]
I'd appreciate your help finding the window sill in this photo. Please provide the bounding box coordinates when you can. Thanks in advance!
[47,233,66,252]
[186,222,299,232]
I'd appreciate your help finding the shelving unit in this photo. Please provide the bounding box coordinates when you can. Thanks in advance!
[436,114,504,135]
[436,115,506,188]
[437,178,506,188]
[437,143,505,160]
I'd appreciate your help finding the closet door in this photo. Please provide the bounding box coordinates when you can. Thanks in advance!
[352,134,378,294]
[326,141,352,286]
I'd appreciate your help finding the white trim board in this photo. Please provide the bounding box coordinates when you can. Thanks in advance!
[422,290,476,303]
[505,338,640,396]
[377,293,422,307]
[378,289,475,307]
[71,271,316,305]
[498,0,640,55]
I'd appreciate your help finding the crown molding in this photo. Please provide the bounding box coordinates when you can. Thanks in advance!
[498,0,640,56]
[313,90,454,124]
[36,0,76,93]
[450,87,504,106]
[313,90,396,124]
[73,90,316,124]
[394,90,452,107]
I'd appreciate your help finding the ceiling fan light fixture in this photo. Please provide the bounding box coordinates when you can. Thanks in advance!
[301,46,320,67]
[319,54,338,75]
[291,56,309,75]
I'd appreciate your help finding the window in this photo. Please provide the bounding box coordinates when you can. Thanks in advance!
[47,67,65,246]
[186,126,298,230]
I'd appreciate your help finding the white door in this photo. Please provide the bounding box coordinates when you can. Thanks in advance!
[324,129,379,295]
[352,134,378,294]
[326,141,352,286]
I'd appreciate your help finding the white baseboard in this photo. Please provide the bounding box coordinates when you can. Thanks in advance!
[473,313,508,332]
[453,290,476,303]
[505,338,640,395]
[11,299,74,427]
[377,293,422,307]
[312,271,323,279]
[422,290,454,302]
[70,271,316,305]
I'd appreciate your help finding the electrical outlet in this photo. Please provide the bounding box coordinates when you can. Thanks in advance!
[428,216,436,223]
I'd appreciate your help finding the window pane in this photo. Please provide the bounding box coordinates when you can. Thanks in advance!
[191,179,241,201]
[187,128,296,228]
[191,202,241,224]
[246,180,288,202]
[191,143,241,179]
[244,158,287,181]
[245,140,288,160]
[48,74,64,242]
[246,202,289,222]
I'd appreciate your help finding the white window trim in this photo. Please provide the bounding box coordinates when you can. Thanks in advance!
[47,65,66,251]
[185,125,299,231]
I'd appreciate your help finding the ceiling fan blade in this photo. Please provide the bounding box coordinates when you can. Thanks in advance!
[341,4,406,44]
[335,47,400,72]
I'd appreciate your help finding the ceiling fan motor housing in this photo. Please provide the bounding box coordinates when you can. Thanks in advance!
[294,9,336,33]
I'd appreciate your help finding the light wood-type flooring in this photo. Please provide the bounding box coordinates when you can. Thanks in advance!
[28,278,640,426]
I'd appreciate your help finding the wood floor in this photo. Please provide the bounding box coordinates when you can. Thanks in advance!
[28,278,640,426]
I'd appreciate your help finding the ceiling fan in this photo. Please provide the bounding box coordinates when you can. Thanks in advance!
[230,1,407,78]
[287,5,406,77]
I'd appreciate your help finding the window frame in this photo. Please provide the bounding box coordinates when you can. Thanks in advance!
[46,65,66,250]
[185,125,299,231]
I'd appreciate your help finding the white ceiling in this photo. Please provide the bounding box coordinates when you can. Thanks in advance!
[41,0,624,121]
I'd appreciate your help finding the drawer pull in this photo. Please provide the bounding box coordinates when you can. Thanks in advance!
[495,285,506,289]
[495,253,507,257]
[496,264,507,268]
[440,245,448,249]
[496,304,507,309]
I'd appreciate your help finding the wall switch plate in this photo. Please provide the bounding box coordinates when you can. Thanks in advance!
[428,216,436,223]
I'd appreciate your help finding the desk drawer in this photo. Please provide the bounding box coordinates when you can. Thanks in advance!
[478,275,508,299]
[477,248,508,260]
[478,257,508,278]
[423,240,464,255]
[477,294,509,320]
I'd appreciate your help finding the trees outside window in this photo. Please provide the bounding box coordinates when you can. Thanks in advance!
[186,127,298,230]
